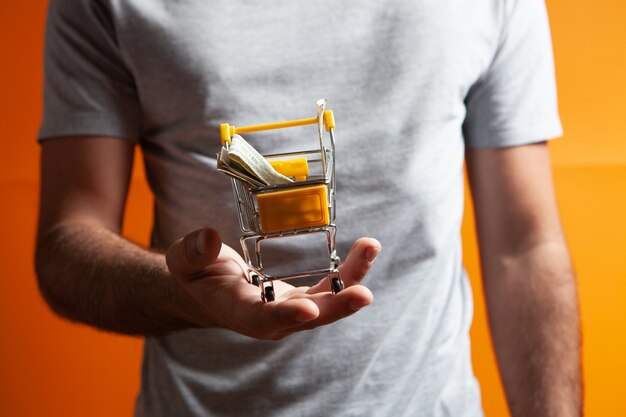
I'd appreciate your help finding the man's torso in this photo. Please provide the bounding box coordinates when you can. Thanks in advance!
[101,1,499,415]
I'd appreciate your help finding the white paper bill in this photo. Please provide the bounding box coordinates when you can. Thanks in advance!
[219,134,293,186]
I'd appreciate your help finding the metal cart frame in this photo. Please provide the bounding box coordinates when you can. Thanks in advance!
[219,105,343,302]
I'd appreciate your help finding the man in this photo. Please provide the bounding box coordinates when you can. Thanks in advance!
[35,0,581,416]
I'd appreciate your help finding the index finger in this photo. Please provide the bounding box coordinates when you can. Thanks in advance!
[307,237,381,294]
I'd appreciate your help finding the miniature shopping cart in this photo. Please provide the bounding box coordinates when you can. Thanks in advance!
[219,103,343,302]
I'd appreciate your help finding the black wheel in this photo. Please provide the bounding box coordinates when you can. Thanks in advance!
[250,274,260,287]
[331,277,344,294]
[263,286,275,302]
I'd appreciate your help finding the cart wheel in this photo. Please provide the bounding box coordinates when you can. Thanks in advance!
[331,277,344,294]
[263,286,275,302]
[250,274,260,287]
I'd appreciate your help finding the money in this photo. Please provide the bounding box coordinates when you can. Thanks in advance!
[217,134,293,187]
[217,147,265,187]
[316,98,326,141]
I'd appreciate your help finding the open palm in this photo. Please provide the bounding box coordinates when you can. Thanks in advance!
[166,228,380,340]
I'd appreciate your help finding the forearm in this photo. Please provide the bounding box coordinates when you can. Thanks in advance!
[483,240,582,417]
[35,221,205,336]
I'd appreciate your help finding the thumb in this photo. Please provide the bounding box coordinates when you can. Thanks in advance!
[166,228,222,280]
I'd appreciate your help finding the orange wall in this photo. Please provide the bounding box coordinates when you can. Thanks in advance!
[1,1,624,416]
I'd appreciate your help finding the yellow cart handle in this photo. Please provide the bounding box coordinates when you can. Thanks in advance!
[220,110,335,145]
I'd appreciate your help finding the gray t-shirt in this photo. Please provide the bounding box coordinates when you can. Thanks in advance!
[40,1,562,416]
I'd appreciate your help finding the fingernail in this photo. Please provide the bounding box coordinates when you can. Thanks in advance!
[365,247,379,263]
[195,230,207,256]
[296,311,316,323]
[349,299,371,311]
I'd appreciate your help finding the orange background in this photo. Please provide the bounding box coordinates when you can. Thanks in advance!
[1,1,625,416]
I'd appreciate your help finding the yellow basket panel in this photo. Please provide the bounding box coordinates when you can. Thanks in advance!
[257,185,330,233]
[269,158,309,182]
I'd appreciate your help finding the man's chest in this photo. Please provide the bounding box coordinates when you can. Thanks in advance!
[114,0,499,155]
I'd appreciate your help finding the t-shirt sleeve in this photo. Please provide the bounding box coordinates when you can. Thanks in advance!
[463,0,562,148]
[38,0,140,142]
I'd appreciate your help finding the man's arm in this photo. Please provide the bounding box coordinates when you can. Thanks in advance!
[35,136,380,338]
[466,143,582,417]
[35,136,205,335]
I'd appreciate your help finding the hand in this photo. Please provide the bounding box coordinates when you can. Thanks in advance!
[166,228,381,340]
